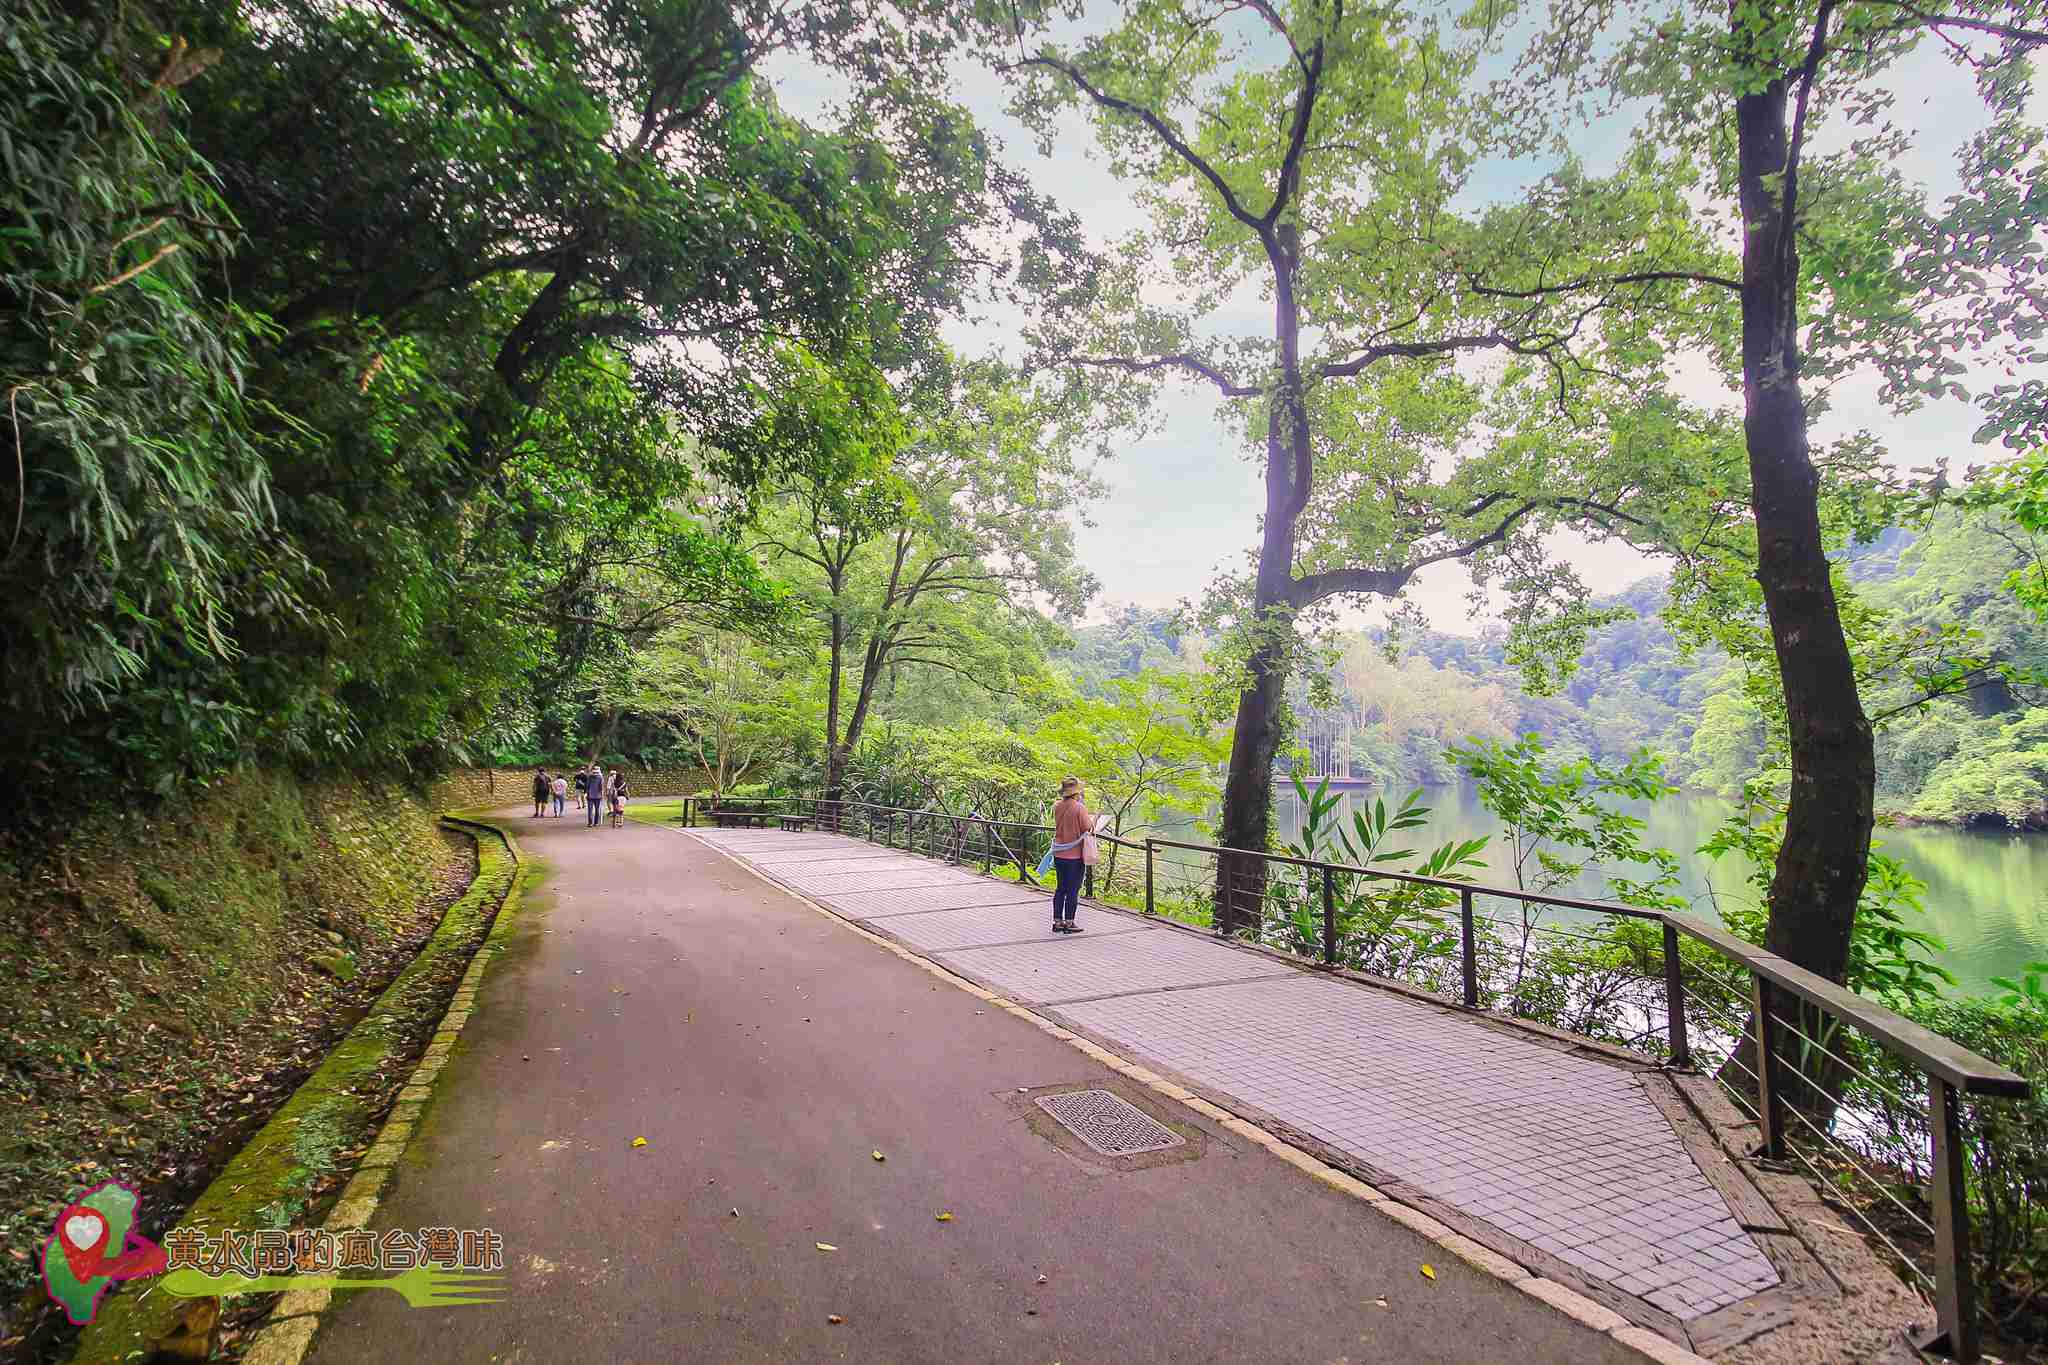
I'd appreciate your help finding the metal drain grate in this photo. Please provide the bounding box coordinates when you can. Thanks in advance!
[1034,1090,1186,1157]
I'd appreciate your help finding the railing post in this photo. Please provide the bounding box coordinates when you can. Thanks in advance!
[1752,975,1787,1160]
[1145,840,1155,916]
[1663,920,1691,1070]
[1321,866,1336,965]
[1930,1076,1979,1363]
[1459,889,1479,1008]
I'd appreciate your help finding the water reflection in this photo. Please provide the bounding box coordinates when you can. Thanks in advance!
[1241,783,2048,997]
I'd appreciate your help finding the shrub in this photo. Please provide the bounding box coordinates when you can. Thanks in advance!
[1843,997,2048,1340]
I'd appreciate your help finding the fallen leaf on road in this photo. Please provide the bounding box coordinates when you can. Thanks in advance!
[1373,1297,1389,1309]
[827,1315,845,1326]
[935,1212,953,1222]
[730,1208,740,1217]
[631,1137,647,1148]
[816,1243,838,1252]
[872,1150,885,1162]
[1419,1264,1436,1280]
[1036,1274,1047,1284]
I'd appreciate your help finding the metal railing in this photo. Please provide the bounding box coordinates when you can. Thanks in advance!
[677,794,2030,1360]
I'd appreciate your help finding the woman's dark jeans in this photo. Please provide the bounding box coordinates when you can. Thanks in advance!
[1052,856,1084,923]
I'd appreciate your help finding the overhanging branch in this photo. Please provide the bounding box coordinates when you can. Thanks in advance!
[1070,352,1264,396]
[997,54,1267,229]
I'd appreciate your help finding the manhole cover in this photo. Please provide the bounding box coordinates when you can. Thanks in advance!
[1034,1090,1186,1157]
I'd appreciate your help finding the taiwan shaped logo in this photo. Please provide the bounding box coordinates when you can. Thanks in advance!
[41,1181,168,1325]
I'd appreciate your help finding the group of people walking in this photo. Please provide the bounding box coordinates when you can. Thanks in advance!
[527,765,1098,929]
[532,764,628,828]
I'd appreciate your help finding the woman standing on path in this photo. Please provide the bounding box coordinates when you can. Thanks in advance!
[531,767,549,819]
[608,770,628,829]
[551,772,567,818]
[1048,776,1101,935]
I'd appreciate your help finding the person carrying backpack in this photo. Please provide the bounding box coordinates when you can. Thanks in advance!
[531,766,549,819]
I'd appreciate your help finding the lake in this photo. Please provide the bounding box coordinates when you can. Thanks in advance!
[1248,782,2048,998]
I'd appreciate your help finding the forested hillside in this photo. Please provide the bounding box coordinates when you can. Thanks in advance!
[1059,511,2048,828]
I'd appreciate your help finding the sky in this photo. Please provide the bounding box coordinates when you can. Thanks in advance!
[762,10,2035,635]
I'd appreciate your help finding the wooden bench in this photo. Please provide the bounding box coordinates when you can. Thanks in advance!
[708,807,773,829]
[776,814,814,833]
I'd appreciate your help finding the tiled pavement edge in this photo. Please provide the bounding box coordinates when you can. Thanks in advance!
[237,816,527,1365]
[679,822,1835,1365]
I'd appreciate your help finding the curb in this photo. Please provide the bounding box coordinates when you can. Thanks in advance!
[685,825,1715,1365]
[68,815,524,1365]
[234,816,527,1365]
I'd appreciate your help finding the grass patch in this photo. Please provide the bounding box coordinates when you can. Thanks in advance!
[623,799,689,828]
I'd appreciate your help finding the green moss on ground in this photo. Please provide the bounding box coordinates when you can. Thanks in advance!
[65,826,518,1364]
[0,772,471,1354]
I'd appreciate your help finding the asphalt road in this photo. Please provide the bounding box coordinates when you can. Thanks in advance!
[306,809,1641,1365]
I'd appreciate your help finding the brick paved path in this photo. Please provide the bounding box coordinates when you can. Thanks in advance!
[693,826,1781,1323]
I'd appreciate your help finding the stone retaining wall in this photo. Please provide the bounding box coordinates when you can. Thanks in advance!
[429,765,709,812]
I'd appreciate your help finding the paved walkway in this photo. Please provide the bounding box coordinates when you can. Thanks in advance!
[693,825,1782,1326]
[307,811,1641,1365]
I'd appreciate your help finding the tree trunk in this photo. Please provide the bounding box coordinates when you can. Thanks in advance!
[1735,71,1873,988]
[1723,42,1873,1122]
[1214,224,1310,936]
[586,705,621,765]
[1215,647,1286,932]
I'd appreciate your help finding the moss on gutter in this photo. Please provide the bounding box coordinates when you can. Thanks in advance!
[70,821,519,1364]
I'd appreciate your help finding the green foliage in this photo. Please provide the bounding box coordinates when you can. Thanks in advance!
[1990,961,2048,1009]
[1034,671,1225,838]
[1244,509,2048,830]
[1842,996,2048,1334]
[1258,774,1489,982]
[1450,733,1683,908]
[1700,779,1956,1009]
[597,628,815,798]
[1963,448,2048,618]
[2,0,1044,799]
[1905,710,2048,829]
[1057,606,1190,697]
[0,1,304,788]
[755,357,1095,786]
